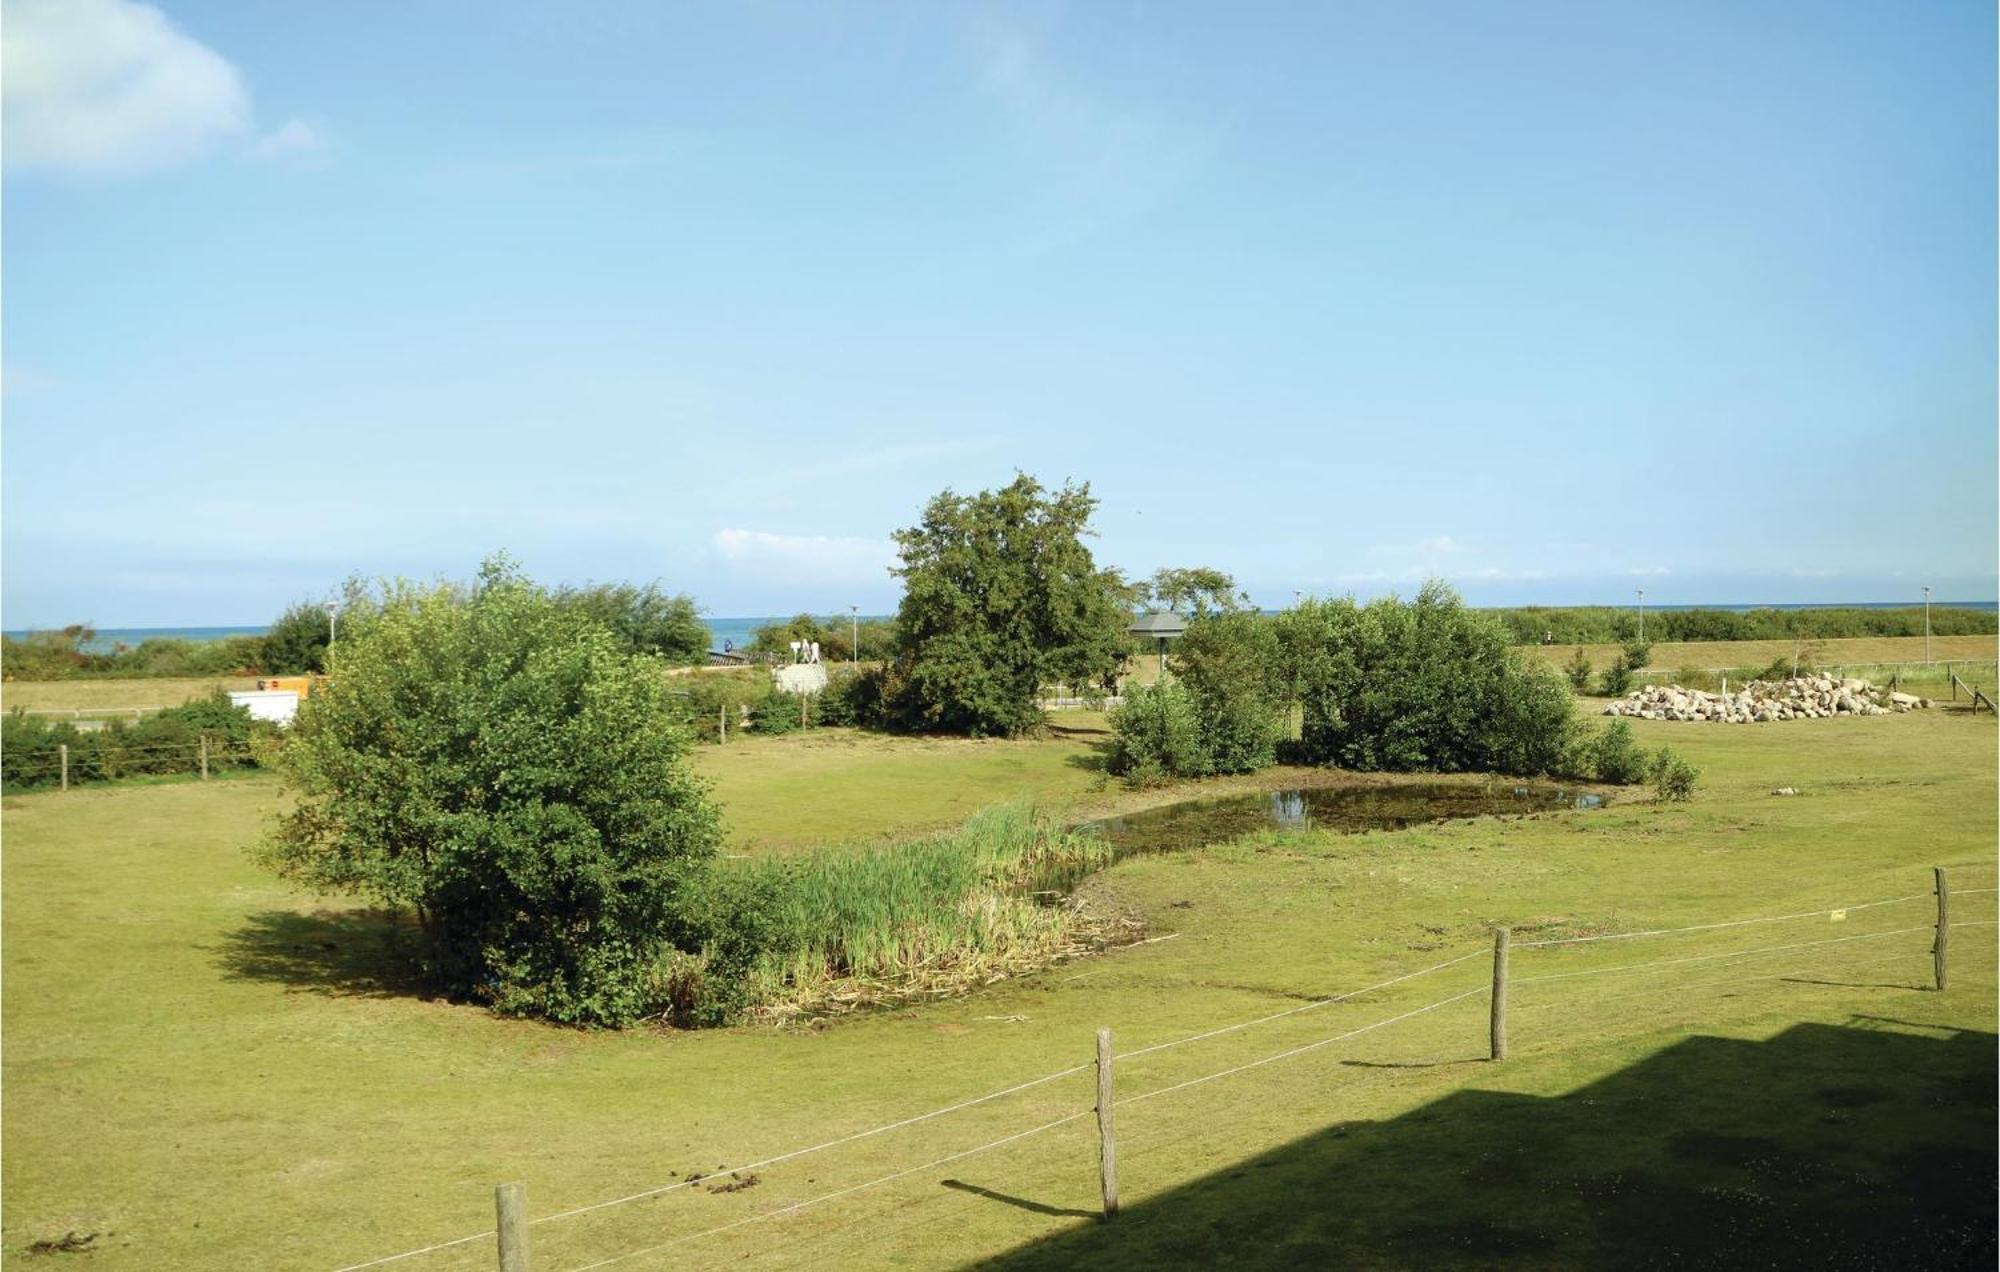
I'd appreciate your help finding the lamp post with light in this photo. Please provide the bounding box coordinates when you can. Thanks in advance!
[324,601,339,674]
[850,604,860,665]
[1636,589,1645,644]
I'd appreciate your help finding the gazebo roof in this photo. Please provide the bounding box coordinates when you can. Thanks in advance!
[1127,610,1188,637]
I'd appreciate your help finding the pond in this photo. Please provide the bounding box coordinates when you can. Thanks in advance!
[1086,782,1606,859]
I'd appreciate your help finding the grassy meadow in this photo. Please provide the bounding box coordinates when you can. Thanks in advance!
[2,701,1995,1268]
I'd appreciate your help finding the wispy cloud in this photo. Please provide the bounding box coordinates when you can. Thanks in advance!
[251,118,330,168]
[1627,567,1672,577]
[3,0,325,177]
[965,10,1217,252]
[712,528,898,585]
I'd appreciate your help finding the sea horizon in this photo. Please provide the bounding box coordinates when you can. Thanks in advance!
[6,599,1995,656]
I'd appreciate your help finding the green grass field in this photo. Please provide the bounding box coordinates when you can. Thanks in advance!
[3,704,1994,1268]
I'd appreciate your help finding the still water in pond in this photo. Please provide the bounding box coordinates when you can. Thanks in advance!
[1088,782,1606,858]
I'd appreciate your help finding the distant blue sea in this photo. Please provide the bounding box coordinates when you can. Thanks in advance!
[9,602,1991,656]
[3,618,886,655]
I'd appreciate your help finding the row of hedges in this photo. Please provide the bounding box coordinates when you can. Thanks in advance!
[2,691,276,791]
[1108,583,1699,797]
[1493,604,1995,646]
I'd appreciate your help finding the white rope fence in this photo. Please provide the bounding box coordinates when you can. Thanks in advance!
[331,877,1994,1272]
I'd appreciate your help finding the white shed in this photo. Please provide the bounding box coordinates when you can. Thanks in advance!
[229,690,300,726]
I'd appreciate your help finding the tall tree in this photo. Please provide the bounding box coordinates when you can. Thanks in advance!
[1148,566,1246,618]
[884,474,1127,736]
[552,581,709,664]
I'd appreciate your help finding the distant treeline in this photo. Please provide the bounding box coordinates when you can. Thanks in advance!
[1490,605,1995,646]
[1,581,710,681]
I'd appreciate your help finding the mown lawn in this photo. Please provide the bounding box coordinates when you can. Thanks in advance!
[2,705,1994,1269]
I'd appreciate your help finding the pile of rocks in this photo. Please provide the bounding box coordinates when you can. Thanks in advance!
[1604,676,1932,723]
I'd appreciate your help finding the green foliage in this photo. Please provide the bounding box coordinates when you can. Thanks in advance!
[1650,746,1700,801]
[0,625,98,679]
[1280,582,1578,775]
[748,613,896,662]
[752,688,809,734]
[255,556,724,1027]
[1172,610,1284,773]
[1488,604,1996,645]
[553,582,709,664]
[1563,647,1593,691]
[1622,640,1653,670]
[1148,566,1245,618]
[817,665,885,727]
[1106,679,1209,785]
[672,670,767,742]
[2,692,272,792]
[1588,720,1649,785]
[732,806,1110,1012]
[1599,656,1635,697]
[262,603,332,674]
[883,474,1127,736]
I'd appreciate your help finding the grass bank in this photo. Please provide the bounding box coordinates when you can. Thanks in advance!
[2,705,1993,1268]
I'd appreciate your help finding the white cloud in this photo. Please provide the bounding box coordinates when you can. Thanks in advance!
[251,117,327,166]
[3,0,250,175]
[1627,567,1672,577]
[712,529,898,584]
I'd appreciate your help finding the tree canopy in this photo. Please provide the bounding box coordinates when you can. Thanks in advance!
[551,581,709,664]
[882,474,1128,736]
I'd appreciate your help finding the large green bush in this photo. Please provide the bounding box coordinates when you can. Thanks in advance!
[1169,609,1284,774]
[262,602,333,674]
[1106,679,1208,785]
[1281,581,1577,775]
[256,558,723,1027]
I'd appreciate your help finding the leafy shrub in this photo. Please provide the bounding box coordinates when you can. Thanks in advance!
[553,582,709,664]
[1622,641,1652,671]
[752,688,809,734]
[1598,656,1634,697]
[817,665,885,727]
[262,602,333,674]
[674,670,766,742]
[1650,746,1700,801]
[1279,581,1578,776]
[1588,720,1649,784]
[1172,610,1284,774]
[1563,647,1593,691]
[1107,679,1208,785]
[1,692,271,791]
[256,556,723,1027]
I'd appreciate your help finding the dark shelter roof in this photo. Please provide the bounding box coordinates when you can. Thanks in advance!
[1128,610,1188,637]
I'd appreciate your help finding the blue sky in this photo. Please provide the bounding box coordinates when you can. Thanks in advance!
[4,0,1994,627]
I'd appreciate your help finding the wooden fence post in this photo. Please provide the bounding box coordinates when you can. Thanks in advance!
[1933,867,1950,992]
[495,1181,531,1272]
[199,735,210,781]
[59,743,69,792]
[1490,927,1510,1061]
[1096,1027,1118,1219]
[719,703,728,744]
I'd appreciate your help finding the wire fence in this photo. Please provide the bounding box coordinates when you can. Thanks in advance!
[2,737,267,792]
[331,866,1997,1272]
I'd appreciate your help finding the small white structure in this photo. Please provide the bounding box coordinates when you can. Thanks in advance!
[229,689,301,726]
[773,663,828,696]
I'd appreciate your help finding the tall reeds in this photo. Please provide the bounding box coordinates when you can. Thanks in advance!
[735,805,1117,1017]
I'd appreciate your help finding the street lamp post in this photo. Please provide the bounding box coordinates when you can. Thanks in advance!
[1636,589,1645,644]
[324,601,339,674]
[850,604,860,665]
[1923,586,1932,663]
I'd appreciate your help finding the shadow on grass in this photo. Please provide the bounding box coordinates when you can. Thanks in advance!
[973,1020,1997,1270]
[943,1180,1097,1219]
[216,908,434,999]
